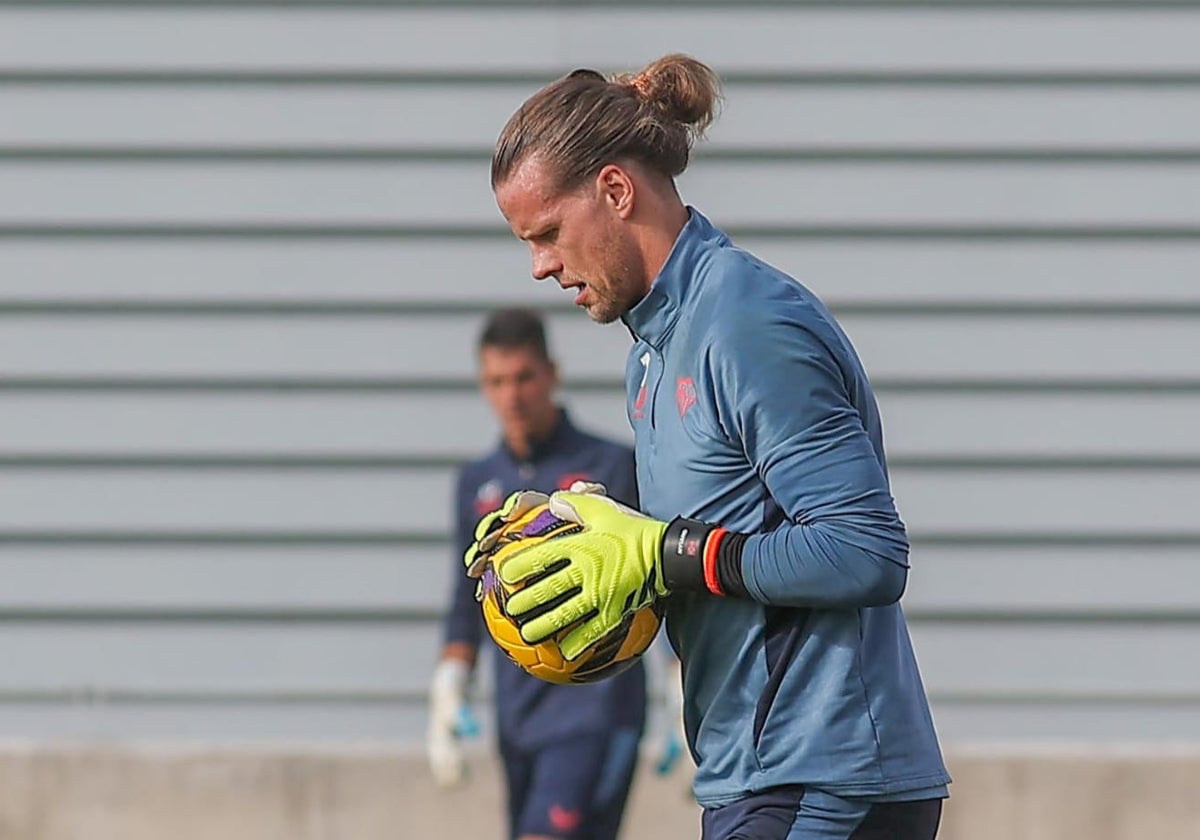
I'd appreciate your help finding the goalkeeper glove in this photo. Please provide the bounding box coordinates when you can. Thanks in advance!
[426,658,474,787]
[495,483,747,661]
[463,489,551,578]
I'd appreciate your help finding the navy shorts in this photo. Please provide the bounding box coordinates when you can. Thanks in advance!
[501,727,641,840]
[701,786,943,840]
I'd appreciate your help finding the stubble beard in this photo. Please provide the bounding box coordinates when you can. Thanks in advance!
[582,262,641,325]
[584,292,622,324]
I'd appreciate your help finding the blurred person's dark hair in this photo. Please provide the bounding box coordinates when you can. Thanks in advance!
[478,307,551,361]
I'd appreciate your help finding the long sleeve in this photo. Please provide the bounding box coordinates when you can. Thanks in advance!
[705,307,909,608]
[441,468,485,649]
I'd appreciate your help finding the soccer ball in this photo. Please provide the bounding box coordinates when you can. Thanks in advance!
[476,504,662,685]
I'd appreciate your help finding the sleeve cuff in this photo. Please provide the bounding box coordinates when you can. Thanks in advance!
[661,518,749,598]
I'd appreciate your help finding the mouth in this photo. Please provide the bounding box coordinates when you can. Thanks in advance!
[561,280,588,307]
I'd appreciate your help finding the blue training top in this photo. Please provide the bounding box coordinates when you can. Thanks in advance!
[443,410,647,750]
[622,209,951,807]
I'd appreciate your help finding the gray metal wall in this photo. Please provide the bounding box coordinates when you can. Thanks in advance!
[2,0,1198,744]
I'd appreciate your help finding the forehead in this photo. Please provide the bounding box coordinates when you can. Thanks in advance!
[495,157,570,235]
[479,344,551,373]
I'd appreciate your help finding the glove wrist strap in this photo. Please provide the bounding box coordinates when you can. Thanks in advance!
[661,518,749,598]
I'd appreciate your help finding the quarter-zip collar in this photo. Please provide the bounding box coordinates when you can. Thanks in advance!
[622,207,729,348]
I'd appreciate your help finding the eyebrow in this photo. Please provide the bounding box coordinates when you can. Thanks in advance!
[515,220,553,243]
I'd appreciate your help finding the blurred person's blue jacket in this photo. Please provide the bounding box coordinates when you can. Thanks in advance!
[443,410,647,748]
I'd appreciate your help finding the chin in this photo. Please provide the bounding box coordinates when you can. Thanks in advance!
[584,303,622,325]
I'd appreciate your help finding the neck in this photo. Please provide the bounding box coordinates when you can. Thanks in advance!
[635,194,690,296]
[505,407,561,460]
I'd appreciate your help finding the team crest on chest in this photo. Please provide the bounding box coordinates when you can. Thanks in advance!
[474,479,504,515]
[676,377,698,418]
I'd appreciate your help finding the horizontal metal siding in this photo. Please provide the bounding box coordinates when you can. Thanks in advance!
[5,391,1200,458]
[1,620,1199,701]
[3,161,1199,227]
[5,85,1200,149]
[0,1,1197,744]
[3,465,1197,537]
[5,312,1200,380]
[3,239,1199,304]
[4,542,1200,616]
[4,7,1200,73]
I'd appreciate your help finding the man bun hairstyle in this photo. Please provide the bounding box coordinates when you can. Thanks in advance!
[613,54,721,139]
[491,53,722,193]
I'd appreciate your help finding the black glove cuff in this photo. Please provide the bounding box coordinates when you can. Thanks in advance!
[660,517,715,592]
[661,518,749,598]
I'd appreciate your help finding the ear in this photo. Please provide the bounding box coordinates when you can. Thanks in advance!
[595,164,636,220]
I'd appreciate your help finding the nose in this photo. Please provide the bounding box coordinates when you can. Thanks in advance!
[530,244,562,282]
[497,386,521,413]
[489,377,518,409]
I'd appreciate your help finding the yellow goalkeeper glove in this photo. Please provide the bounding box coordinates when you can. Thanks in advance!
[493,483,735,661]
[463,489,550,580]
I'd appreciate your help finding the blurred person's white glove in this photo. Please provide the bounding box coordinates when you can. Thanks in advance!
[426,658,476,787]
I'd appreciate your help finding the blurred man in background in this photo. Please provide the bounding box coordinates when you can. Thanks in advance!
[428,307,648,840]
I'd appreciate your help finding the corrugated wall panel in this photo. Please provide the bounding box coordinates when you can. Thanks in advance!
[4,312,1198,381]
[5,391,1199,459]
[5,85,1200,149]
[5,161,1200,226]
[3,8,1199,72]
[1,467,1194,537]
[3,620,1200,720]
[0,544,433,611]
[904,544,1200,615]
[5,542,1200,617]
[3,239,1199,304]
[0,622,434,694]
[0,0,1196,744]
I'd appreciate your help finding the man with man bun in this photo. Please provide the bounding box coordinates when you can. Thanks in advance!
[468,54,951,840]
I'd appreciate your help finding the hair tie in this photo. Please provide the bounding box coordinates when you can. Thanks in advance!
[628,73,652,99]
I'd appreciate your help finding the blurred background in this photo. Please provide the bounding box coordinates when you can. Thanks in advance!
[1,1,1199,838]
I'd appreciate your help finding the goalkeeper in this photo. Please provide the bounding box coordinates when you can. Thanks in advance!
[472,55,951,840]
[429,308,650,840]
